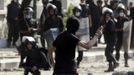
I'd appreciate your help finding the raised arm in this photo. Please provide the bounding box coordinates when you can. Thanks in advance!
[78,26,103,50]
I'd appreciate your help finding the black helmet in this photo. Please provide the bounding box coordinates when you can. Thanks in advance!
[73,5,82,17]
[46,3,57,15]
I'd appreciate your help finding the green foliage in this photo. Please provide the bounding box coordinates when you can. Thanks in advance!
[64,4,74,17]
[63,4,74,28]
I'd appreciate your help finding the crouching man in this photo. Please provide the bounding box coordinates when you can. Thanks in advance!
[19,36,51,75]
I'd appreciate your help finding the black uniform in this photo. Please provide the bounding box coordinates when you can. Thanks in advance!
[130,7,134,48]
[77,3,90,68]
[19,18,37,39]
[103,19,119,72]
[87,2,101,38]
[43,16,64,34]
[19,45,51,75]
[79,3,90,18]
[104,19,116,62]
[39,6,48,48]
[115,17,128,61]
[22,48,41,75]
[6,1,20,46]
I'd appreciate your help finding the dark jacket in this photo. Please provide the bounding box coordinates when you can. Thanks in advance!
[18,45,51,70]
[7,2,20,23]
[130,7,134,19]
[43,16,64,32]
[104,19,116,43]
[19,18,37,37]
[116,17,129,31]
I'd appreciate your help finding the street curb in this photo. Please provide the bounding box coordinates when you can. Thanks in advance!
[0,48,133,71]
[82,49,134,62]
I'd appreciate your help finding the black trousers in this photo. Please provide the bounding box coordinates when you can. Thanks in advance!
[77,51,83,66]
[24,68,40,75]
[105,42,116,62]
[131,20,134,48]
[7,27,19,46]
[40,34,46,48]
[115,31,123,61]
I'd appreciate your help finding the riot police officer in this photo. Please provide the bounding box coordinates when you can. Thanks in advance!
[19,36,51,75]
[72,5,82,18]
[19,7,38,40]
[39,0,49,48]
[50,0,63,17]
[21,36,40,75]
[103,7,119,72]
[76,0,91,68]
[115,3,129,67]
[7,0,20,47]
[72,5,82,68]
[43,3,64,66]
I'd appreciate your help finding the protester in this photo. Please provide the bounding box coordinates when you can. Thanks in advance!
[103,7,119,72]
[52,16,103,75]
[6,0,20,47]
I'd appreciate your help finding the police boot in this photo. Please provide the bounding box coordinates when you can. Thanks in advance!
[104,62,114,72]
[124,52,129,67]
[33,70,40,75]
[115,51,120,61]
[77,51,83,68]
[113,62,119,69]
[77,61,80,68]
